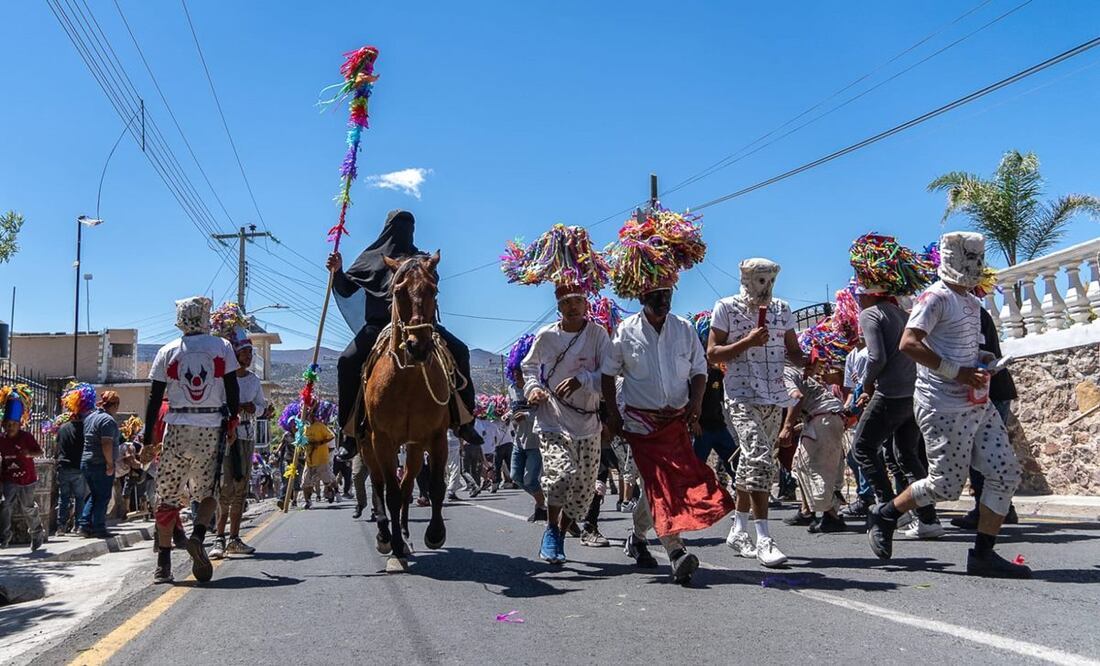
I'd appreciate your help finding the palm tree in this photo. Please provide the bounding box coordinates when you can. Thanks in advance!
[928,150,1100,266]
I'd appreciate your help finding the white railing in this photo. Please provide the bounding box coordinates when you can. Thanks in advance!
[986,237,1100,340]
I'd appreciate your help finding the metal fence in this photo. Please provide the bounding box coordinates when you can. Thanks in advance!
[0,361,61,456]
[793,302,833,332]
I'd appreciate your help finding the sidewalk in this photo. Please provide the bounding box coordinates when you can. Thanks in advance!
[937,494,1100,522]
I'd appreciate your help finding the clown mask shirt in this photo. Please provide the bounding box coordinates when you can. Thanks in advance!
[150,334,240,427]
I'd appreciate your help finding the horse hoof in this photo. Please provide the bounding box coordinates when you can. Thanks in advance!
[385,557,409,574]
[376,533,392,555]
[425,523,446,550]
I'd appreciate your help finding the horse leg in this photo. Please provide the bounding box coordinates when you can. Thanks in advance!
[380,444,411,571]
[399,449,423,542]
[363,438,392,556]
[424,432,448,550]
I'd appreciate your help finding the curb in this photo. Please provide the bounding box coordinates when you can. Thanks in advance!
[47,525,158,563]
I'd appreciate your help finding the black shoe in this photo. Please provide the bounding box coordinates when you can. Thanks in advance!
[625,536,659,568]
[352,504,365,519]
[950,510,979,530]
[866,503,897,560]
[456,422,484,447]
[966,549,1032,579]
[153,563,173,584]
[669,549,699,585]
[527,507,548,523]
[840,499,869,519]
[185,537,214,583]
[783,510,815,527]
[809,513,848,534]
[1005,505,1019,524]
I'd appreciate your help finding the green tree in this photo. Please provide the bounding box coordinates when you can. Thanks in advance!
[928,150,1100,265]
[0,210,24,263]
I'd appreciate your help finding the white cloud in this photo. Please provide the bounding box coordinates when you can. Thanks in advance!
[364,167,432,199]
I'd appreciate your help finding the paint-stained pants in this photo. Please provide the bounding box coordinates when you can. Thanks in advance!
[910,402,1020,516]
[156,425,220,507]
[630,477,685,555]
[792,414,846,513]
[538,432,600,522]
[724,399,782,493]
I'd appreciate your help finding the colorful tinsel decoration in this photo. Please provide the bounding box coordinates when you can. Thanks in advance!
[120,415,144,442]
[588,296,631,336]
[474,393,509,421]
[505,334,535,386]
[60,381,97,415]
[43,412,72,436]
[831,281,861,341]
[318,45,380,246]
[849,233,935,296]
[689,310,712,345]
[500,224,610,294]
[798,316,855,373]
[210,302,248,340]
[607,206,706,299]
[0,384,32,425]
[279,401,301,433]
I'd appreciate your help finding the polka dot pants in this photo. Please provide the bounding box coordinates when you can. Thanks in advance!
[155,424,220,508]
[910,402,1020,516]
[724,399,782,494]
[538,432,600,522]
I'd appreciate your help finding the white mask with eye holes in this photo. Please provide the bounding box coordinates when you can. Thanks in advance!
[938,231,986,289]
[739,258,781,305]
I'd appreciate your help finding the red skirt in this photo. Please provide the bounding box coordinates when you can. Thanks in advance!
[624,419,736,537]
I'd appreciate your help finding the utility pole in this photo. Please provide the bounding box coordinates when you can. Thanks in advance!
[211,224,274,313]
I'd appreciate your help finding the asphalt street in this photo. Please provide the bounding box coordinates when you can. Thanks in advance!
[27,489,1100,666]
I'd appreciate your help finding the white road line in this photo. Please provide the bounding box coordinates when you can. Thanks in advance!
[461,501,1100,666]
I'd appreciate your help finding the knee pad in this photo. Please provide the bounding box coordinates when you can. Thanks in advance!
[155,505,181,529]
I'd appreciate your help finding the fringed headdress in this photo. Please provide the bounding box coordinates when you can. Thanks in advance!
[607,207,705,299]
[849,233,935,296]
[501,224,610,296]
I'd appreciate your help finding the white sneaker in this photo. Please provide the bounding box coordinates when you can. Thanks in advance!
[903,519,946,540]
[725,527,757,558]
[896,511,915,529]
[755,537,788,568]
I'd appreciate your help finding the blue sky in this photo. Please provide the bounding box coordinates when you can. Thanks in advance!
[3,1,1100,354]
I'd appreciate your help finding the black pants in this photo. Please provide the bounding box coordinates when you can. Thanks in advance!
[462,446,482,487]
[493,443,513,483]
[852,394,937,522]
[332,458,352,494]
[337,320,476,430]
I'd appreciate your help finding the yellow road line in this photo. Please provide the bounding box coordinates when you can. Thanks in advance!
[69,508,283,666]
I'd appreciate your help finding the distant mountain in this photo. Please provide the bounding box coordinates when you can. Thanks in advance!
[270,347,342,364]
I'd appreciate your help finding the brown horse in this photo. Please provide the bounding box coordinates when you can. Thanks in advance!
[358,251,453,572]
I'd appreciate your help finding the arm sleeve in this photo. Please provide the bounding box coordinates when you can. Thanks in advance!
[860,310,888,389]
[223,373,240,417]
[575,328,610,396]
[143,381,166,445]
[521,333,545,399]
[599,328,625,376]
[710,300,729,336]
[332,269,360,298]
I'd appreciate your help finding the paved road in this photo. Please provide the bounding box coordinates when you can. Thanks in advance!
[29,490,1100,665]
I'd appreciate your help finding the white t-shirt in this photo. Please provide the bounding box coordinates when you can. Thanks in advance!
[150,334,240,427]
[844,347,868,389]
[906,281,983,412]
[236,371,267,441]
[711,295,796,407]
[521,321,609,438]
[473,419,500,452]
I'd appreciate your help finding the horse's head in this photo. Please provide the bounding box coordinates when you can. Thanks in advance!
[384,251,441,363]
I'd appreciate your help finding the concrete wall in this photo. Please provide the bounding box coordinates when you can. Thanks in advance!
[95,383,152,416]
[1009,344,1100,495]
[10,333,104,380]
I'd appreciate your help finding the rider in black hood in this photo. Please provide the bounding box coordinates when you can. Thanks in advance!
[329,210,482,459]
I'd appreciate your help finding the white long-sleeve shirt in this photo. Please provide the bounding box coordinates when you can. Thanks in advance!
[601,312,707,412]
[521,321,609,438]
[236,371,267,441]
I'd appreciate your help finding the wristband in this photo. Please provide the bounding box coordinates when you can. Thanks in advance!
[933,359,960,380]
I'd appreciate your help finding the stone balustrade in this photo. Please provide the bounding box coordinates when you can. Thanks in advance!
[986,237,1100,357]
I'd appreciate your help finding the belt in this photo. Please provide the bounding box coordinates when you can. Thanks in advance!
[808,410,842,419]
[168,407,224,414]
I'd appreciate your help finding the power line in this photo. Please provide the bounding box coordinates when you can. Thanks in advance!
[179,0,270,241]
[687,36,1100,213]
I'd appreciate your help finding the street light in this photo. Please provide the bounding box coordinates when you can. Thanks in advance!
[74,216,104,377]
[84,274,93,333]
[248,303,289,315]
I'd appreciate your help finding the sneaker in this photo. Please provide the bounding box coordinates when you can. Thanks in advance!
[966,549,1032,579]
[756,537,788,568]
[624,534,659,568]
[950,510,979,530]
[226,537,256,555]
[670,549,699,585]
[615,500,623,512]
[468,484,481,499]
[840,499,869,519]
[903,519,946,540]
[209,537,227,560]
[808,513,848,534]
[490,483,499,494]
[446,493,459,502]
[553,527,567,563]
[353,504,365,519]
[725,528,757,558]
[1005,505,1020,524]
[896,511,915,529]
[866,503,897,560]
[185,537,214,583]
[153,564,173,584]
[527,506,548,523]
[303,499,312,510]
[783,510,815,527]
[342,491,354,499]
[620,500,637,513]
[581,527,610,548]
[539,526,559,563]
